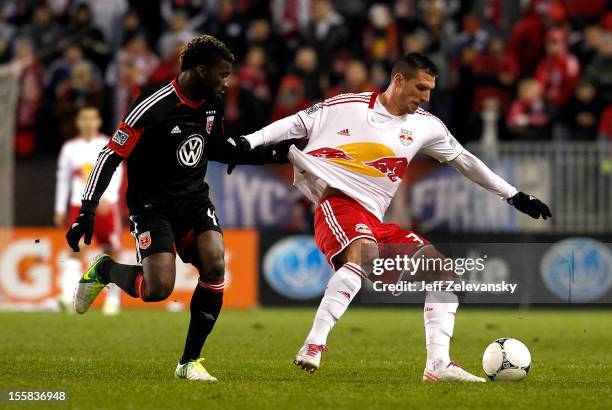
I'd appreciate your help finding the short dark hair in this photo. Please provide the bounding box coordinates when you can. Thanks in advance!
[77,104,100,114]
[391,52,438,79]
[179,35,235,71]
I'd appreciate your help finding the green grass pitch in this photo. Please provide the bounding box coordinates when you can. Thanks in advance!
[1,308,610,409]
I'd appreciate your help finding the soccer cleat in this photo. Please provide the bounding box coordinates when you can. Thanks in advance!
[73,254,110,314]
[175,358,218,382]
[423,360,486,382]
[293,344,327,373]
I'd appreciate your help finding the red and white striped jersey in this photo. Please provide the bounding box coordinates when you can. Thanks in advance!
[55,135,123,213]
[287,92,463,221]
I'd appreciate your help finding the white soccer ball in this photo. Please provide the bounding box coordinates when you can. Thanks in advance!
[482,338,531,381]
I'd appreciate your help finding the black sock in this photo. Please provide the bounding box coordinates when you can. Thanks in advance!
[180,282,224,364]
[100,259,142,298]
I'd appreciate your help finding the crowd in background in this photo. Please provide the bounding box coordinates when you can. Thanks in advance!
[2,0,612,158]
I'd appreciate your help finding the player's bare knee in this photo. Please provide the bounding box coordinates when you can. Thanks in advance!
[142,275,174,301]
[199,257,225,282]
[143,283,173,302]
[336,238,378,277]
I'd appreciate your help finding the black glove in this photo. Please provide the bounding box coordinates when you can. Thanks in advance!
[226,136,252,175]
[227,136,251,152]
[65,200,97,252]
[226,139,297,175]
[507,192,552,220]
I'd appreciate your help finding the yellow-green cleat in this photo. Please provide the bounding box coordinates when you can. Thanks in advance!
[175,358,218,383]
[73,254,110,314]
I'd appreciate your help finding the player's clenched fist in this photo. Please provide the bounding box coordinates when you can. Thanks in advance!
[65,201,96,252]
[507,192,552,220]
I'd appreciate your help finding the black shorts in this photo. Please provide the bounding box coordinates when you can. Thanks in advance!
[129,195,222,264]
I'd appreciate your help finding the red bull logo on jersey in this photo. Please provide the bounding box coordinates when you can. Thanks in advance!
[307,147,353,161]
[364,157,408,182]
[306,142,408,182]
[399,129,414,146]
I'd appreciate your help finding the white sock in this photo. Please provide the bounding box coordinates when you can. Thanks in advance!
[424,291,458,369]
[59,258,82,304]
[305,263,363,345]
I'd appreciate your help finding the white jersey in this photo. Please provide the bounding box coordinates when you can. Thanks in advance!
[55,135,123,213]
[287,92,463,221]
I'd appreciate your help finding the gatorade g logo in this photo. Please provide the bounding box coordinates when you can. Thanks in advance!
[306,142,408,182]
[177,134,204,167]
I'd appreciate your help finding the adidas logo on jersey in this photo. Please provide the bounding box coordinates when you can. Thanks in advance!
[171,125,181,134]
[337,128,350,136]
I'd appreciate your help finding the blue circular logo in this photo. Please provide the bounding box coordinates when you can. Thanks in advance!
[540,238,612,302]
[263,235,334,300]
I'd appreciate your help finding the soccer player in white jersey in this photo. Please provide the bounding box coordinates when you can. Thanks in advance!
[234,53,551,382]
[55,106,123,315]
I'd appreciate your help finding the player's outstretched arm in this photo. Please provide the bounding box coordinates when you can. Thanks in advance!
[207,135,300,174]
[240,113,310,151]
[449,149,552,220]
[65,148,123,252]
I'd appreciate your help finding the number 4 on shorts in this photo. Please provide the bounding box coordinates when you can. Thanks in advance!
[207,208,218,226]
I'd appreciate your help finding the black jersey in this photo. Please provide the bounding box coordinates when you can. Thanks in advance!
[107,80,224,208]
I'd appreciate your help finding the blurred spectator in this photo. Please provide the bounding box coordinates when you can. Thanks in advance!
[325,60,379,98]
[535,28,581,110]
[472,36,518,112]
[246,19,284,83]
[76,0,128,44]
[598,105,612,140]
[506,2,545,76]
[121,8,146,45]
[237,46,272,105]
[571,25,602,68]
[421,2,456,58]
[270,0,311,50]
[160,0,208,29]
[204,0,248,61]
[62,3,110,70]
[507,78,551,140]
[583,30,612,104]
[453,15,490,59]
[0,34,12,63]
[148,41,183,86]
[12,39,44,157]
[559,82,603,141]
[106,33,159,124]
[290,46,323,101]
[224,74,267,137]
[303,0,349,75]
[363,3,398,66]
[0,8,16,43]
[158,11,197,59]
[563,0,608,21]
[269,75,311,122]
[369,61,388,90]
[56,61,104,143]
[46,44,90,99]
[18,5,61,63]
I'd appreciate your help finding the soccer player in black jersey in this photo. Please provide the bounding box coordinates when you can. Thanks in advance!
[66,35,289,382]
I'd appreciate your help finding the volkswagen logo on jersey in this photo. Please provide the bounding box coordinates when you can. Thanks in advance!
[540,238,612,302]
[176,134,204,167]
[263,235,334,300]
